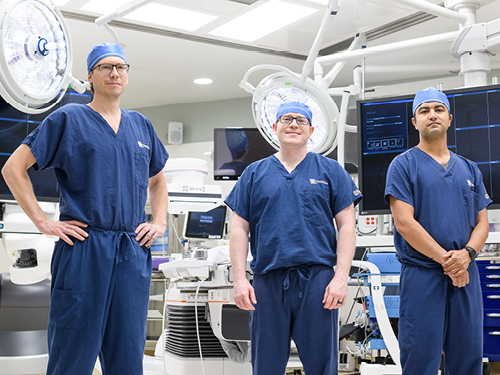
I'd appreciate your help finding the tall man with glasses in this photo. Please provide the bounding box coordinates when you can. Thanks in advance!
[2,43,169,375]
[225,101,362,375]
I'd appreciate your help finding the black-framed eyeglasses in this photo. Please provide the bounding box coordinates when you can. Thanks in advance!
[93,64,130,75]
[279,115,310,126]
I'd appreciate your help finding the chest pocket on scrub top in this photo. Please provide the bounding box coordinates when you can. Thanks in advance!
[462,188,481,229]
[134,149,150,189]
[301,183,331,227]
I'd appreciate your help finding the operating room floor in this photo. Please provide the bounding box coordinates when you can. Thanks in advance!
[89,362,500,374]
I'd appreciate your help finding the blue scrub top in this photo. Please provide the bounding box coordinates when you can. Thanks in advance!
[225,152,362,275]
[23,104,168,232]
[385,147,491,267]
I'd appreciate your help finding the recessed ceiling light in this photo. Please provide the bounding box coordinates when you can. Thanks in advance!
[80,0,130,14]
[209,0,318,42]
[124,4,218,32]
[194,78,213,85]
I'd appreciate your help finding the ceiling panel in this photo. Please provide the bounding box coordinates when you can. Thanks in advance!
[57,0,500,109]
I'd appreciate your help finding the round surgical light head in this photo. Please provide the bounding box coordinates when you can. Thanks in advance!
[251,72,339,154]
[0,0,73,113]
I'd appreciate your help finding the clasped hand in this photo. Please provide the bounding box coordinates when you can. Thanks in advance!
[442,249,470,288]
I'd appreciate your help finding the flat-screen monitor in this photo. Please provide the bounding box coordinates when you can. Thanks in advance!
[184,206,227,239]
[214,128,276,180]
[357,84,500,215]
[0,90,93,202]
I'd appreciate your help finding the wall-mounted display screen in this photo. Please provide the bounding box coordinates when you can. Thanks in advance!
[213,128,277,180]
[0,91,93,202]
[357,84,500,215]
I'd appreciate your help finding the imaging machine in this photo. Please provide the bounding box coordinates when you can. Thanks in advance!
[158,204,252,375]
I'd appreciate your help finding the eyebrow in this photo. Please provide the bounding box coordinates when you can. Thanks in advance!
[417,103,446,112]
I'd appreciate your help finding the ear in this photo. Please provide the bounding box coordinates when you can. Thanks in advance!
[272,122,278,135]
[308,126,315,137]
[87,72,93,84]
[411,117,417,130]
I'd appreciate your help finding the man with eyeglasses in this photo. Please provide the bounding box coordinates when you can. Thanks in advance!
[2,43,169,375]
[225,101,361,375]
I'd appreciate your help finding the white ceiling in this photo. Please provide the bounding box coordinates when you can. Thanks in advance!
[57,0,500,109]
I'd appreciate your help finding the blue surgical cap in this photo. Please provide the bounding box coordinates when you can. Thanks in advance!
[87,43,127,73]
[276,101,313,125]
[412,87,450,116]
[225,129,249,158]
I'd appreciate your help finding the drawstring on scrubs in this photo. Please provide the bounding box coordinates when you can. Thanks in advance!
[115,232,138,264]
[282,267,311,307]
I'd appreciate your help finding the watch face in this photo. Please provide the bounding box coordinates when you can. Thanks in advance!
[466,246,476,260]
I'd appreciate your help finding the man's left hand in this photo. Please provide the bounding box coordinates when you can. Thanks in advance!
[323,276,348,310]
[442,249,470,277]
[135,222,166,247]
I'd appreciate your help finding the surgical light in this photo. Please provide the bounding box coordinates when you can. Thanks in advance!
[241,65,339,154]
[0,0,84,114]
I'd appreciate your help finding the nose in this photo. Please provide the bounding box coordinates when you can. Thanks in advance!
[109,66,120,76]
[428,109,438,118]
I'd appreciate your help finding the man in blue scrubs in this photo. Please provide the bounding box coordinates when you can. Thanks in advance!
[385,87,491,375]
[225,101,362,375]
[2,43,169,375]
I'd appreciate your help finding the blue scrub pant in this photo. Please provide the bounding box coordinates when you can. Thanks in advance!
[399,263,483,375]
[46,227,152,375]
[250,265,338,375]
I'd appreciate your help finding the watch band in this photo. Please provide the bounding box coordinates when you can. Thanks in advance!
[465,245,477,262]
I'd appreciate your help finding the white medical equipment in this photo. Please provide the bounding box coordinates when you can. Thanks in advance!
[348,256,402,375]
[159,254,252,375]
[1,203,57,285]
[159,216,253,375]
[163,158,223,216]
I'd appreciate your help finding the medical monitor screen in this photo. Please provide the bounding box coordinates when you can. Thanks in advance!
[184,206,227,239]
[0,90,93,202]
[357,84,500,215]
[214,128,276,180]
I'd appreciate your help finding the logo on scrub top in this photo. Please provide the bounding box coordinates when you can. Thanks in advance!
[310,179,328,186]
[137,141,150,150]
[467,179,474,188]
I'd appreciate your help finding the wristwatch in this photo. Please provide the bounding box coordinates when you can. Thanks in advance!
[465,246,477,262]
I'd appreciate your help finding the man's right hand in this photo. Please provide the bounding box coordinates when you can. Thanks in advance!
[38,219,89,246]
[233,278,257,310]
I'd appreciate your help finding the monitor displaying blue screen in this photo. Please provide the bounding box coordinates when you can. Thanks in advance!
[357,84,500,215]
[214,128,276,180]
[0,90,93,202]
[184,206,227,239]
